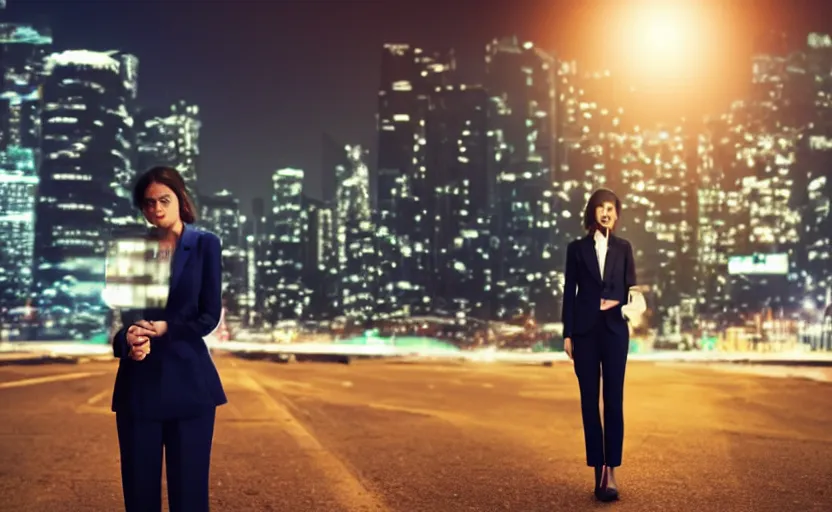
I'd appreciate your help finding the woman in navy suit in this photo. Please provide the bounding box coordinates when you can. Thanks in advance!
[111,166,227,511]
[561,188,637,502]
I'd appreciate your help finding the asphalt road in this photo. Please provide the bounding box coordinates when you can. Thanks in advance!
[0,356,830,512]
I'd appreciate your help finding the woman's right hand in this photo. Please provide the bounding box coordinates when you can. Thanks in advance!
[564,337,573,360]
[126,324,155,361]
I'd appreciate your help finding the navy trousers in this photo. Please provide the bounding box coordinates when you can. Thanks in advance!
[573,310,629,468]
[116,409,216,511]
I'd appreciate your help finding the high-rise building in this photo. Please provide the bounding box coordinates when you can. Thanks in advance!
[798,32,832,314]
[425,85,495,322]
[694,125,728,331]
[263,168,306,322]
[320,137,377,323]
[321,133,342,206]
[376,43,455,319]
[167,100,200,191]
[799,132,832,312]
[200,190,245,316]
[135,106,176,171]
[243,197,267,327]
[200,189,242,247]
[135,100,201,194]
[335,144,376,324]
[34,50,139,337]
[0,146,37,311]
[697,113,754,329]
[300,195,335,320]
[0,22,52,161]
[0,22,50,314]
[317,133,344,319]
[485,37,558,322]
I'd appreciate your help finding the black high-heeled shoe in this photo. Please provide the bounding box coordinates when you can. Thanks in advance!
[594,466,619,502]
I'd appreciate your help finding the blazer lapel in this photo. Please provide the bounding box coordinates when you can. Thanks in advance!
[168,225,196,298]
[580,236,603,284]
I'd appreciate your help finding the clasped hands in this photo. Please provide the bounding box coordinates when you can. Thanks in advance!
[125,320,168,361]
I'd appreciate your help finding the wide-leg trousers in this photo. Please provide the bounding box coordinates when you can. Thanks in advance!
[573,310,629,468]
[116,408,216,511]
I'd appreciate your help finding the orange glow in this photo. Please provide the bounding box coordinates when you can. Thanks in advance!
[585,0,735,122]
[643,11,686,52]
[610,0,707,77]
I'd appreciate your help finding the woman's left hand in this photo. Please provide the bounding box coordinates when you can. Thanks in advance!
[134,320,168,338]
[150,320,168,337]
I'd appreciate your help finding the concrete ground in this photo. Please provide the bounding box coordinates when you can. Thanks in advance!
[0,355,829,511]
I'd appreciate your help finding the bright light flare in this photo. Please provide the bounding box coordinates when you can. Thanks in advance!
[609,1,711,79]
[637,6,691,60]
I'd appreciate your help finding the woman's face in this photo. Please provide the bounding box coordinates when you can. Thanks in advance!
[141,181,181,230]
[594,201,618,231]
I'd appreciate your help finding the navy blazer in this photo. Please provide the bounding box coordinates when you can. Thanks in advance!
[561,232,637,340]
[111,225,228,420]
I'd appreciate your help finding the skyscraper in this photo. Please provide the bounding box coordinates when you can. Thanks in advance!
[135,100,201,195]
[200,190,245,316]
[336,144,376,324]
[425,85,495,321]
[485,37,559,322]
[0,22,51,314]
[0,146,37,311]
[0,22,52,159]
[263,168,306,322]
[34,50,139,337]
[376,43,454,319]
[243,197,267,327]
[799,132,832,312]
[798,32,832,314]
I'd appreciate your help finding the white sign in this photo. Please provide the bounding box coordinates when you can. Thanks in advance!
[727,253,789,276]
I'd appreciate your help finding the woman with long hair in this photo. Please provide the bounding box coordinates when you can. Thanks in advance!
[561,188,637,502]
[111,166,227,511]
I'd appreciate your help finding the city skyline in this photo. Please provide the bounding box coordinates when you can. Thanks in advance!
[2,0,832,348]
[3,0,830,213]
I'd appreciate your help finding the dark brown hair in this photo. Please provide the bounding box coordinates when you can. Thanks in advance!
[132,166,197,224]
[583,188,621,232]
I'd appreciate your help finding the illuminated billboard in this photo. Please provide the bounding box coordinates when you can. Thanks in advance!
[727,253,789,276]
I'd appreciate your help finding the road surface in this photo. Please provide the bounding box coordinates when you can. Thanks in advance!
[0,355,829,511]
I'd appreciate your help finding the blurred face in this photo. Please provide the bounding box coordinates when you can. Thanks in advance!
[595,201,618,231]
[142,181,181,230]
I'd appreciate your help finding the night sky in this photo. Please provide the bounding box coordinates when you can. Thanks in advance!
[3,0,830,214]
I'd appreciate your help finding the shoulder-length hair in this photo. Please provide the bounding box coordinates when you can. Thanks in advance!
[132,166,198,224]
[583,188,621,232]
